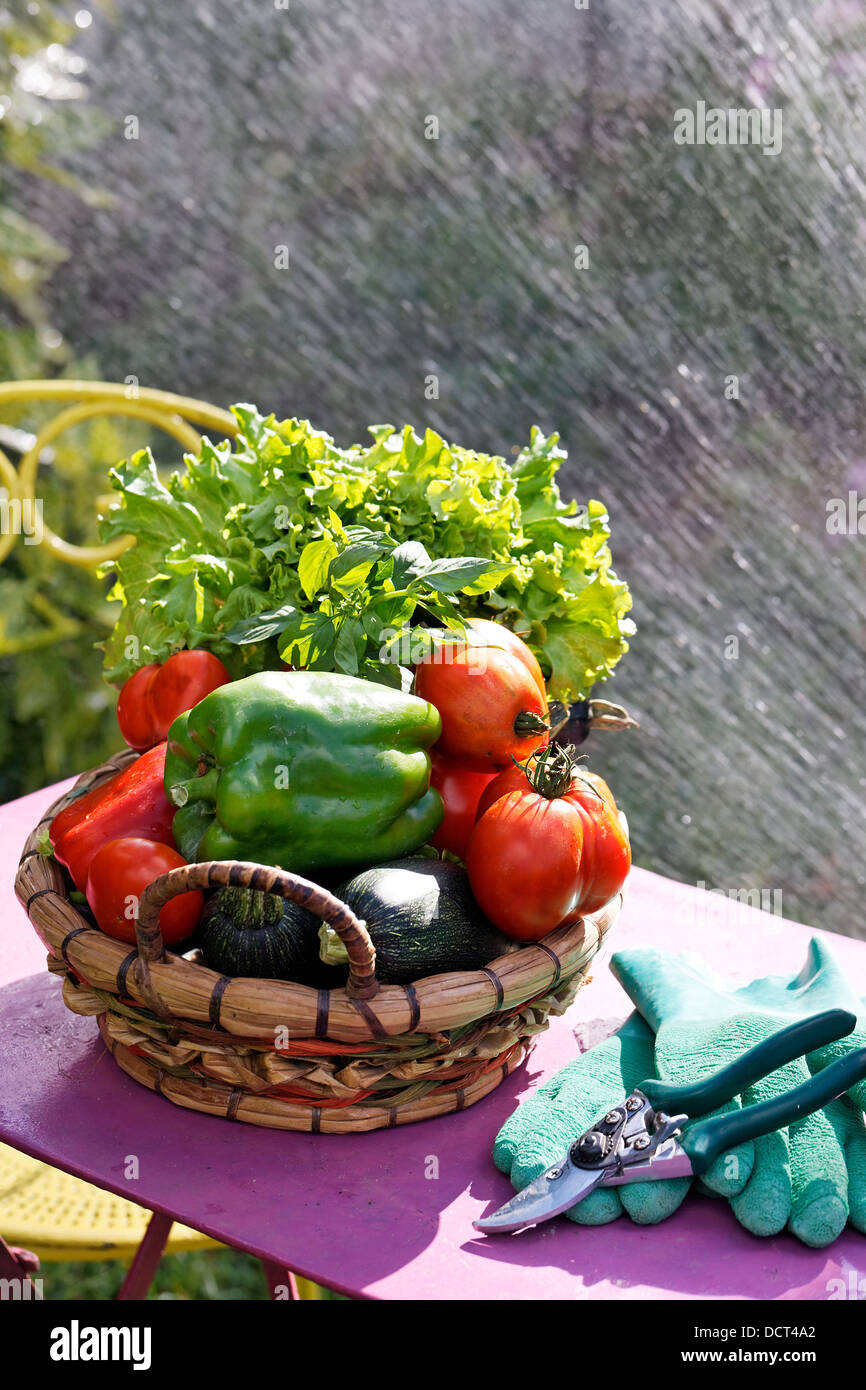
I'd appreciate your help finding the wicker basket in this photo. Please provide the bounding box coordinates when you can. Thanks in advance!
[15,748,621,1133]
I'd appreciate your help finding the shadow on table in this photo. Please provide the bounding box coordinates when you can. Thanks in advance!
[1,973,852,1299]
[462,1063,854,1300]
[461,1185,846,1300]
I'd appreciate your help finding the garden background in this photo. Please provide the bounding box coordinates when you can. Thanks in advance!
[2,0,865,1295]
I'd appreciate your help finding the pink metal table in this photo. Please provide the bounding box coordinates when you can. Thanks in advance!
[2,776,865,1299]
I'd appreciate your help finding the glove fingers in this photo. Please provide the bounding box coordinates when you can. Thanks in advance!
[619,1175,692,1225]
[692,1102,755,1197]
[802,1044,866,1157]
[845,1075,866,1114]
[787,1104,849,1248]
[493,1104,537,1174]
[698,1053,813,1200]
[500,1103,627,1225]
[494,1015,654,1187]
[841,1104,866,1235]
[494,1069,591,1174]
[493,1127,524,1176]
[565,1186,624,1226]
[495,1095,577,1183]
[729,1128,791,1237]
[806,1040,866,1114]
[507,1107,582,1189]
[713,1070,794,1231]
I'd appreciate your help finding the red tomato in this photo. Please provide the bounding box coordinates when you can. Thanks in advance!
[149,651,231,741]
[465,619,547,700]
[429,752,497,858]
[415,642,549,767]
[116,650,231,750]
[466,752,631,940]
[86,838,203,947]
[116,664,160,751]
[474,758,536,822]
[467,791,585,941]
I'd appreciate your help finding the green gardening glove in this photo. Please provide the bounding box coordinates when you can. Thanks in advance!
[612,939,866,1247]
[783,938,866,1109]
[493,1012,693,1227]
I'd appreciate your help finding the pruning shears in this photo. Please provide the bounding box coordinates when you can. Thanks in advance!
[474,1008,866,1235]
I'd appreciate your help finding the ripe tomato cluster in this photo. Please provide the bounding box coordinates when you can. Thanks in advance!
[415,619,631,940]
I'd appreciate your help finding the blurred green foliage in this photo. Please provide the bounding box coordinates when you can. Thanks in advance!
[0,418,130,804]
[41,1247,345,1299]
[0,3,167,801]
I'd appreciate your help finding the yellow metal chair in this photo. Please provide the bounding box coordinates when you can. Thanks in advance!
[0,382,325,1297]
[0,381,229,1279]
[0,1143,218,1263]
[0,1145,325,1296]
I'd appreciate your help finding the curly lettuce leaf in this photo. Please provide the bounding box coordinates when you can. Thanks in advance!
[100,409,633,697]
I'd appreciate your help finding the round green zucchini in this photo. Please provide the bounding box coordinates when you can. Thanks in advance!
[320,857,518,986]
[196,885,344,987]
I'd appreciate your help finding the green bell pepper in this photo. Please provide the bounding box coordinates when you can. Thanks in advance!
[164,670,443,872]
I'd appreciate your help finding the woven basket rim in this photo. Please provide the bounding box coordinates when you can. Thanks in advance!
[16,747,623,1045]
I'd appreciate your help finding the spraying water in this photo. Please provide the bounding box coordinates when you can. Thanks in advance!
[20,0,866,936]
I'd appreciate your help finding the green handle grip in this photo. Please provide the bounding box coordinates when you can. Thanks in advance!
[638,1009,855,1116]
[680,1046,866,1176]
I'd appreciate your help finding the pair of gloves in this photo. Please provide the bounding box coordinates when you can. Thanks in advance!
[494,937,866,1247]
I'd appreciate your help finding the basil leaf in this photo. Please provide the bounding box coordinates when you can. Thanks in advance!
[298,536,338,600]
[362,592,416,642]
[330,538,391,581]
[391,540,431,587]
[363,659,406,690]
[224,603,299,645]
[412,556,502,594]
[280,612,335,669]
[397,626,466,664]
[333,617,366,675]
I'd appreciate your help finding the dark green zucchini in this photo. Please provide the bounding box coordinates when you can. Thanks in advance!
[320,858,518,986]
[196,885,343,987]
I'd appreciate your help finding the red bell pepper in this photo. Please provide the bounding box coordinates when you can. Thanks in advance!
[49,742,176,892]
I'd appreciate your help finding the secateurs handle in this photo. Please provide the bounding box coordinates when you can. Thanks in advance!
[679,1046,866,1176]
[638,1008,856,1116]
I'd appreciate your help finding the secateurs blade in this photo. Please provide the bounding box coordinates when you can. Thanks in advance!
[474,1007,866,1235]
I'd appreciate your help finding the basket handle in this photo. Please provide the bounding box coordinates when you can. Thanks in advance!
[134,860,379,1018]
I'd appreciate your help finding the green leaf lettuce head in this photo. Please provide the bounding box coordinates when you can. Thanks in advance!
[99,408,634,699]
